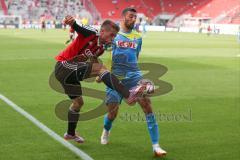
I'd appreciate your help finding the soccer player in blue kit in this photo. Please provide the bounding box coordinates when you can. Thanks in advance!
[99,8,167,157]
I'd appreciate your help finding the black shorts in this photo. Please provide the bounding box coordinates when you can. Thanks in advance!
[54,61,92,99]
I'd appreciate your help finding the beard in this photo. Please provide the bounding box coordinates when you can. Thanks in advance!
[125,21,135,30]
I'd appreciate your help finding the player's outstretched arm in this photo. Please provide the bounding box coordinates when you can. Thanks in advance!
[63,15,95,37]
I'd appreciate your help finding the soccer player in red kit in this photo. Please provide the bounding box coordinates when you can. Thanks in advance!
[54,16,147,143]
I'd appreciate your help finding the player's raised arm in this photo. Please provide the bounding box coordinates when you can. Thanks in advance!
[63,15,95,37]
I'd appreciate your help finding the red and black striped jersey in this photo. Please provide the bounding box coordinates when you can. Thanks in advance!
[55,22,105,62]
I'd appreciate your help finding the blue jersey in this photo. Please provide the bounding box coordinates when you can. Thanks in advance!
[111,30,142,80]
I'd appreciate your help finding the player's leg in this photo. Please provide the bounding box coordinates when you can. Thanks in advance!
[137,97,167,157]
[101,103,119,144]
[68,97,83,135]
[90,63,145,104]
[63,61,90,141]
[104,103,119,130]
[55,61,87,143]
[64,96,84,143]
[90,63,130,98]
[100,88,121,144]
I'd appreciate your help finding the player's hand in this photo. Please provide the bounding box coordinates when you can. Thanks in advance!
[95,76,102,83]
[63,15,75,26]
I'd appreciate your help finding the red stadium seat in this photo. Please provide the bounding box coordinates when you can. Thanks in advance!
[91,0,239,24]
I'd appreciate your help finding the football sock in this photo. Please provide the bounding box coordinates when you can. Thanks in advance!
[99,71,129,98]
[146,113,159,145]
[103,114,113,131]
[67,108,80,136]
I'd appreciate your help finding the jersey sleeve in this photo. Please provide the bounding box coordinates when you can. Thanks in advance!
[72,21,96,37]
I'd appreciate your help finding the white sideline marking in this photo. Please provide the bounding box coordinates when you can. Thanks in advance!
[0,94,94,160]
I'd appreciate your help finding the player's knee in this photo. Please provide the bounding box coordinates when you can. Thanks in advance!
[108,105,119,120]
[99,65,108,74]
[74,99,84,107]
[138,98,152,114]
[143,105,153,114]
[144,106,153,114]
[92,63,109,76]
[108,111,118,120]
[72,97,84,110]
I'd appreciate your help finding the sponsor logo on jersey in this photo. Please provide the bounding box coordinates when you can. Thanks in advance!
[84,49,94,58]
[116,41,138,49]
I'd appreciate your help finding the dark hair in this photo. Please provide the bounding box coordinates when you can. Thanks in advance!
[101,19,120,32]
[122,7,137,16]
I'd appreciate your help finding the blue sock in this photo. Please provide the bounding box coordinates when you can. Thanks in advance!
[104,115,113,131]
[146,113,159,145]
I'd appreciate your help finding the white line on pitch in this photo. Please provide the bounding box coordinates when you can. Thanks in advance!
[0,94,94,160]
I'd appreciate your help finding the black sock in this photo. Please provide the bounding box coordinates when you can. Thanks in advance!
[67,109,80,136]
[99,71,129,98]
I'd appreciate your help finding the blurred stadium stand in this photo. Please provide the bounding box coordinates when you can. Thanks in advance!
[0,0,239,30]
[90,0,239,25]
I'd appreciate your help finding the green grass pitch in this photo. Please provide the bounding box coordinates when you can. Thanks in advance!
[0,29,239,160]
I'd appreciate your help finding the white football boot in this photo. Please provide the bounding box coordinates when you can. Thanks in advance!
[153,144,167,157]
[100,128,110,145]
